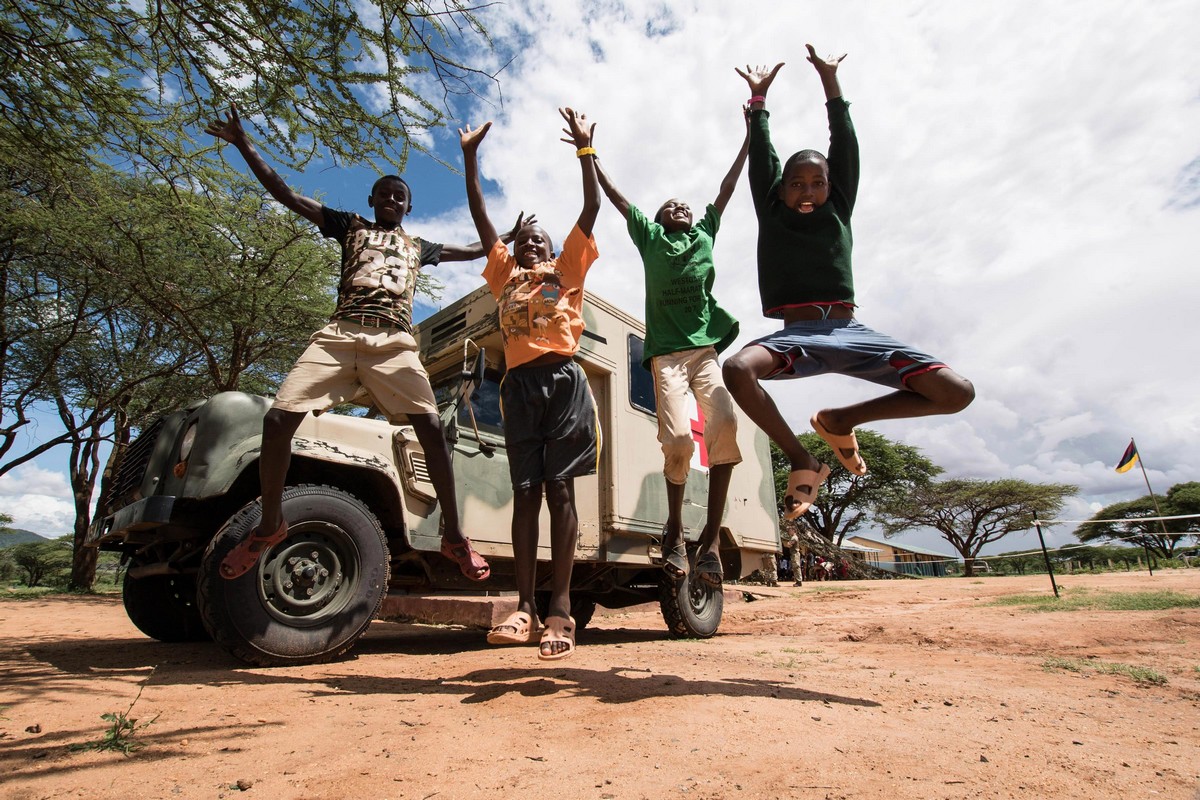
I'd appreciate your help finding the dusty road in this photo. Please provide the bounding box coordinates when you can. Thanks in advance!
[2,570,1198,800]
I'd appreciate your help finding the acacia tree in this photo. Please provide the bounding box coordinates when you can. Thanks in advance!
[771,430,942,545]
[2,1,503,589]
[876,479,1077,577]
[1075,482,1200,559]
[1,0,500,174]
[2,155,339,588]
[5,537,73,588]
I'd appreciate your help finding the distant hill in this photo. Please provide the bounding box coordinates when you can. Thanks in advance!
[0,528,55,548]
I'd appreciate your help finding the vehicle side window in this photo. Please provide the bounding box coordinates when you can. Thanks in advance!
[459,371,504,435]
[431,369,505,437]
[628,334,656,416]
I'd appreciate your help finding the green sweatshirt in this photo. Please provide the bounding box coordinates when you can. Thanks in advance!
[748,98,859,318]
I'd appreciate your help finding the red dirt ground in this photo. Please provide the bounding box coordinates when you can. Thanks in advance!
[2,570,1198,799]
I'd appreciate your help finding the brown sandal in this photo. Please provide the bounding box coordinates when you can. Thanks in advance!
[783,463,831,520]
[811,414,868,475]
[441,536,491,581]
[538,615,576,661]
[220,519,288,580]
[487,611,540,645]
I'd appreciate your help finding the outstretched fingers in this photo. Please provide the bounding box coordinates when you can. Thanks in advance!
[508,211,537,238]
[204,102,243,141]
[736,62,785,95]
[805,43,847,70]
[459,121,492,150]
[558,107,594,146]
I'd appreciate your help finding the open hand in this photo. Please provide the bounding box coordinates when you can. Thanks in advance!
[504,211,537,243]
[735,63,785,97]
[205,103,247,145]
[558,107,595,148]
[459,122,492,152]
[805,44,846,76]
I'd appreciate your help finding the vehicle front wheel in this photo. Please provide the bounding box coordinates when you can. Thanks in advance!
[197,484,389,667]
[659,561,724,639]
[123,571,209,643]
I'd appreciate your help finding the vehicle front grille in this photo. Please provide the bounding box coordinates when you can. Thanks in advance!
[103,417,166,508]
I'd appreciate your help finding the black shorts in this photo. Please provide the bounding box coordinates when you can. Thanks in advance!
[500,358,599,489]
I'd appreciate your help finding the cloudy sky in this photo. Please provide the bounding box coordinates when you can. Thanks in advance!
[5,0,1198,558]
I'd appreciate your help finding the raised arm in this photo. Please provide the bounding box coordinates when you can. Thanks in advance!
[711,108,750,215]
[735,63,786,210]
[805,43,845,101]
[590,126,631,220]
[559,107,600,236]
[460,122,499,250]
[205,104,323,226]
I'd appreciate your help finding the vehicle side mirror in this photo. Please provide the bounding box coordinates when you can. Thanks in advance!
[459,348,486,404]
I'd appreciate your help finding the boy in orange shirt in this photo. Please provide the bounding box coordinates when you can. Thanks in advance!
[460,108,601,660]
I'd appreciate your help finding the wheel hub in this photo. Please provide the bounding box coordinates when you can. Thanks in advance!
[260,533,349,619]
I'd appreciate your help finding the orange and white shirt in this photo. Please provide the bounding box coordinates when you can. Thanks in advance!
[483,225,598,369]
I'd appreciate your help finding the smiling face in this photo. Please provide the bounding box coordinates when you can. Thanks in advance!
[654,198,693,233]
[368,176,411,227]
[514,225,554,267]
[780,157,829,214]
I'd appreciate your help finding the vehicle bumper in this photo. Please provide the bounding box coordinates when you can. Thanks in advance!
[86,496,176,546]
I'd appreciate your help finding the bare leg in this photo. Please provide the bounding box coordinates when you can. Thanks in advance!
[542,478,578,658]
[697,462,733,560]
[813,368,975,437]
[664,479,686,544]
[723,346,820,472]
[510,484,542,622]
[259,408,307,533]
[407,413,466,543]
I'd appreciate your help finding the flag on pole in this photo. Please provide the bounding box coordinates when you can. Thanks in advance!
[1115,440,1139,473]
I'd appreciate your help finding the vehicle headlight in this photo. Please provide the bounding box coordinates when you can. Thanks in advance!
[178,422,198,461]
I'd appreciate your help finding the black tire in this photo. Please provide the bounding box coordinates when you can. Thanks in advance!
[123,571,210,643]
[534,592,597,631]
[197,485,389,667]
[659,564,724,639]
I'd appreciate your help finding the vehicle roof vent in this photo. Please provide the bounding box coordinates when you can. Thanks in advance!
[427,311,466,350]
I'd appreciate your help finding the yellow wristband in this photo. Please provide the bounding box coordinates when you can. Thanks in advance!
[576,146,596,158]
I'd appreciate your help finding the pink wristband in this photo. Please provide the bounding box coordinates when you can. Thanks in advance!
[749,95,766,105]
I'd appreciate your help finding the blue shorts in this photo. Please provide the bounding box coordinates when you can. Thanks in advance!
[748,318,947,390]
[499,359,600,489]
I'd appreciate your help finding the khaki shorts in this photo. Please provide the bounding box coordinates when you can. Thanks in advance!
[273,320,438,420]
[651,346,741,485]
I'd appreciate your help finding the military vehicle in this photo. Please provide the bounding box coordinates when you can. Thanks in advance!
[87,287,779,665]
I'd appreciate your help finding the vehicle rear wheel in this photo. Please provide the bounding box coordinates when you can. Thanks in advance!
[659,561,724,639]
[123,571,209,643]
[197,484,389,667]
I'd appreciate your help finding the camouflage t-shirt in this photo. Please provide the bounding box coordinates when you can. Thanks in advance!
[321,208,444,333]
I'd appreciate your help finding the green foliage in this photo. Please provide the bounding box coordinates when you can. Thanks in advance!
[1076,482,1200,559]
[1041,656,1167,686]
[1,536,73,588]
[990,588,1200,612]
[1,0,497,174]
[70,710,160,756]
[876,478,1077,576]
[771,429,942,544]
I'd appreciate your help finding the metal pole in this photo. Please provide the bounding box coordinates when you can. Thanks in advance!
[1034,518,1059,598]
[1134,441,1167,573]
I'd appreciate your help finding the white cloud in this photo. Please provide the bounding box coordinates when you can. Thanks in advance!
[0,465,75,535]
[421,0,1200,554]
